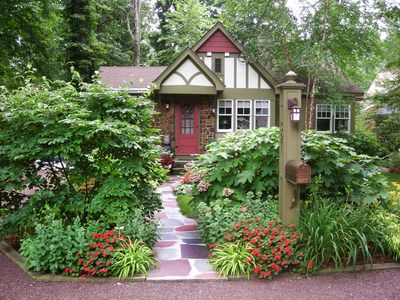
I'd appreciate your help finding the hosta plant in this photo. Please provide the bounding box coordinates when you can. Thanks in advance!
[111,237,156,278]
[210,242,255,279]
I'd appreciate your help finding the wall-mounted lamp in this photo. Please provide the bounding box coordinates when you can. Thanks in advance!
[165,101,170,110]
[210,108,216,115]
[238,54,246,63]
[288,98,301,122]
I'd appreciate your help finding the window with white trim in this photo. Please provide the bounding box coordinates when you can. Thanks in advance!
[254,100,270,128]
[217,99,233,131]
[236,100,252,130]
[316,104,351,133]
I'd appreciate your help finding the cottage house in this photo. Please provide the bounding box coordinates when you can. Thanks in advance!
[100,22,363,158]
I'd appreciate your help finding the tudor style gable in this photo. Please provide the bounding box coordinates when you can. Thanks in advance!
[192,22,277,91]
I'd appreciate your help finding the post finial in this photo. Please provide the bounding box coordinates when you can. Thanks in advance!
[285,70,297,82]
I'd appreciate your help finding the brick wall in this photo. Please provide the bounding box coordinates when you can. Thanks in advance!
[199,96,216,153]
[152,97,175,148]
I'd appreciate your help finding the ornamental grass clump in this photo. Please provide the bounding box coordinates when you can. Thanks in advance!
[210,242,255,279]
[111,237,156,278]
[299,199,385,271]
[209,218,312,279]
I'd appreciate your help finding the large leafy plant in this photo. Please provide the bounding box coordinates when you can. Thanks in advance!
[182,128,387,206]
[0,75,166,238]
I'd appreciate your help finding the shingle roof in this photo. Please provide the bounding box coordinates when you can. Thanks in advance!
[99,66,167,89]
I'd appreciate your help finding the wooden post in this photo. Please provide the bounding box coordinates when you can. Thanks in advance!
[278,71,304,226]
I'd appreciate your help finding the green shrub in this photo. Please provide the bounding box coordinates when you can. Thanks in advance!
[0,76,166,239]
[196,192,278,245]
[299,198,384,271]
[373,114,400,153]
[111,238,156,278]
[20,209,87,274]
[335,130,387,157]
[181,128,388,206]
[116,209,159,246]
[210,242,255,279]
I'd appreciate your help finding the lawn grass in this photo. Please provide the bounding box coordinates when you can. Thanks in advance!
[176,194,196,219]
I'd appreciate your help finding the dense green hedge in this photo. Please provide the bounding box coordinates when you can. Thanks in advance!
[180,127,388,207]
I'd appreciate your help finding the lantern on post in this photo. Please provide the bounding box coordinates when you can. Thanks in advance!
[288,98,301,122]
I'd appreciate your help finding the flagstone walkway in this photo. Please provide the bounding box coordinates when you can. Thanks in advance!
[147,176,220,281]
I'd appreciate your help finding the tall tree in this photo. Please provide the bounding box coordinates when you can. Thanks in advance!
[156,0,213,65]
[64,0,104,81]
[127,0,141,65]
[221,0,381,129]
[0,0,63,88]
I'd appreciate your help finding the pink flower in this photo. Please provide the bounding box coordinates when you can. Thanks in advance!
[197,180,211,192]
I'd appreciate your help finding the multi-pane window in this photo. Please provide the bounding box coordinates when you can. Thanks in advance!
[181,102,194,134]
[236,100,252,130]
[254,100,270,128]
[217,99,233,131]
[316,104,351,133]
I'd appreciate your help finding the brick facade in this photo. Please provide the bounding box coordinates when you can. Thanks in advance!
[152,96,175,149]
[153,96,215,154]
[199,96,216,153]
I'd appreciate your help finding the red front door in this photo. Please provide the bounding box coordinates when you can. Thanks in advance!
[176,99,199,154]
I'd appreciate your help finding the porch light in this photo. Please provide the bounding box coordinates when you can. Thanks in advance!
[288,98,301,122]
[165,102,170,109]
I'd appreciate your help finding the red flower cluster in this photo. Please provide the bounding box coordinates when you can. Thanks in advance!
[210,218,313,280]
[65,230,122,278]
[160,154,174,168]
[79,178,97,192]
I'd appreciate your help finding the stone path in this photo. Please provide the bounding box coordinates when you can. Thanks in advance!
[147,176,219,281]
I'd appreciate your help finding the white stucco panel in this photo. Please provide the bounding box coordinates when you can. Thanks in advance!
[190,74,213,86]
[248,66,259,88]
[176,59,199,81]
[224,57,235,88]
[236,59,246,88]
[162,73,186,86]
[204,57,212,69]
[260,77,271,89]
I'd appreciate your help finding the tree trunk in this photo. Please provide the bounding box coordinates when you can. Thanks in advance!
[306,0,330,129]
[133,0,141,66]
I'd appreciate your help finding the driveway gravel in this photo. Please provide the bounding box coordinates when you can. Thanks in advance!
[1,251,399,300]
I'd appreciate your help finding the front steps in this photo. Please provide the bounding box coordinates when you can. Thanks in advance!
[172,155,199,174]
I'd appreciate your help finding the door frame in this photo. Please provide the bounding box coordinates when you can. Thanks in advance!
[175,97,200,155]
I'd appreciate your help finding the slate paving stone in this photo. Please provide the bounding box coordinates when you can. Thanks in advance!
[175,224,198,232]
[154,248,180,260]
[181,244,209,259]
[176,231,201,239]
[160,228,174,233]
[191,259,215,273]
[154,241,176,248]
[182,239,204,244]
[160,233,178,240]
[161,219,184,227]
[147,260,191,277]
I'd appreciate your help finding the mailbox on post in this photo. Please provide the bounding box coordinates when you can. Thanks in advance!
[285,160,311,185]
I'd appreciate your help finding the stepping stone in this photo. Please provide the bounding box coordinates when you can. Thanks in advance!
[181,244,208,259]
[160,227,174,233]
[176,231,201,239]
[161,219,184,227]
[183,219,197,225]
[191,259,214,273]
[154,241,176,248]
[194,272,220,279]
[182,239,204,244]
[160,233,178,240]
[147,259,191,277]
[175,224,198,232]
[154,248,180,260]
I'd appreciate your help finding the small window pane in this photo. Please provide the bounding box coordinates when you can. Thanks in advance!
[255,116,268,128]
[237,116,250,130]
[316,119,331,131]
[335,119,349,133]
[219,116,232,129]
